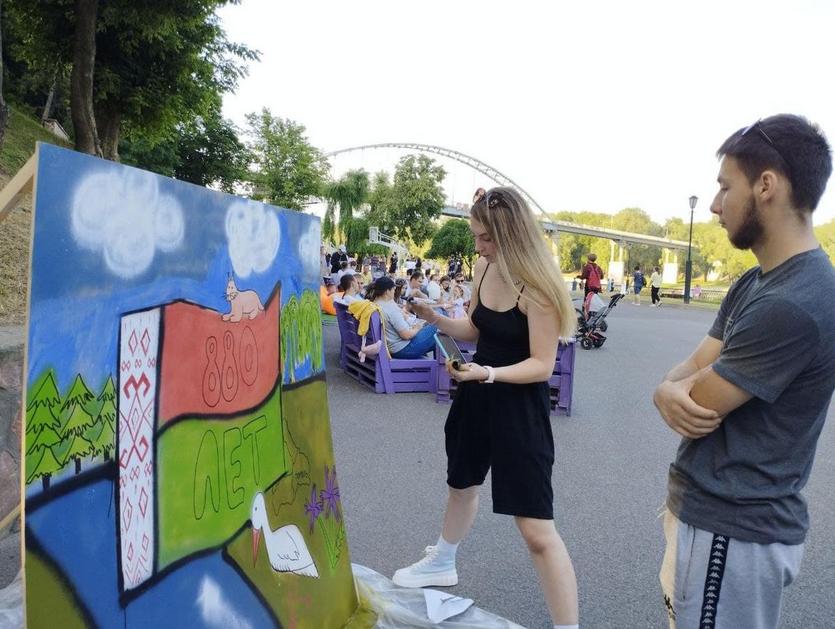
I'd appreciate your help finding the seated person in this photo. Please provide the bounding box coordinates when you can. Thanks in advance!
[446,284,468,319]
[438,275,453,303]
[366,276,438,359]
[425,273,442,302]
[333,273,362,305]
[336,260,350,283]
[405,271,429,300]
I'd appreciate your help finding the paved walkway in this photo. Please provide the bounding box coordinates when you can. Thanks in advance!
[326,302,835,628]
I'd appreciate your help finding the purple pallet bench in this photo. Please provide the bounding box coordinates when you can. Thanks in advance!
[334,302,437,394]
[436,339,575,416]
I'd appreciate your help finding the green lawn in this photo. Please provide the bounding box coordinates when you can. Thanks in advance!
[0,105,71,176]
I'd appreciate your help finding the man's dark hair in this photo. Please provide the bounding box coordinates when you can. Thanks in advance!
[410,271,424,282]
[717,114,832,211]
[634,265,640,271]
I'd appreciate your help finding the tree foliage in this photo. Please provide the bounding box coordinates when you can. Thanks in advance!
[342,216,388,259]
[815,219,835,263]
[388,154,445,245]
[425,219,476,273]
[4,0,257,157]
[324,169,370,238]
[551,208,764,281]
[121,100,250,192]
[246,108,330,210]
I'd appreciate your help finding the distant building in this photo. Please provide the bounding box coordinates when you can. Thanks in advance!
[42,119,70,142]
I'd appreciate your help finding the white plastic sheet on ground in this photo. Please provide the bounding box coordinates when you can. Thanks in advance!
[352,564,525,628]
[0,570,22,629]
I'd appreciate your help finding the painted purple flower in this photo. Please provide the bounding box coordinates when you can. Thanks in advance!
[319,465,341,521]
[304,483,323,533]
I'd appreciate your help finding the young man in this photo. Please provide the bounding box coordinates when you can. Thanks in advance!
[405,271,429,300]
[653,114,834,628]
[631,265,645,305]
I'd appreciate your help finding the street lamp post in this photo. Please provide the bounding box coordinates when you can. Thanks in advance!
[684,195,698,304]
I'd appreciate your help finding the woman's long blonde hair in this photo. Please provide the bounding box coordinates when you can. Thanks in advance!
[471,187,576,338]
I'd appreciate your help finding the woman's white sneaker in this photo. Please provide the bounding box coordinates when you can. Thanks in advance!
[392,546,459,588]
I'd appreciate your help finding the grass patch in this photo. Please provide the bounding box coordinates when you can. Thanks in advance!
[0,105,70,174]
[0,105,67,324]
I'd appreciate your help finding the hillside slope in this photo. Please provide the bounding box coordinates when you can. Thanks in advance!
[0,107,70,324]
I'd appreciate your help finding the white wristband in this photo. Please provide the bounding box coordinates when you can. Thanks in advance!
[482,365,495,384]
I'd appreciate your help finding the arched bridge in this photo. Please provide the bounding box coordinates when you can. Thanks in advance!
[327,143,691,251]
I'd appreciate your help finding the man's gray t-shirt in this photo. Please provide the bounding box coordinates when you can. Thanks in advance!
[667,248,835,544]
[377,300,411,355]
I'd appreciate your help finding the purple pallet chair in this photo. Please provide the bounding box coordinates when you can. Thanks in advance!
[436,338,575,416]
[335,302,437,394]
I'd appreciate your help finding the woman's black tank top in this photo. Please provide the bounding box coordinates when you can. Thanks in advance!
[471,264,530,368]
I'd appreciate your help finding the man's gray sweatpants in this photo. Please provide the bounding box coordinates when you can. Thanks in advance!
[659,510,804,629]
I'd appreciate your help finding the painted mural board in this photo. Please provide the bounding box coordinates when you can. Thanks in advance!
[14,143,363,627]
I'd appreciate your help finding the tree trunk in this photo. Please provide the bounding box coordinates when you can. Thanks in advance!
[42,475,51,491]
[75,457,81,474]
[97,104,122,161]
[70,0,101,156]
[104,449,111,462]
[0,0,8,150]
[41,72,58,123]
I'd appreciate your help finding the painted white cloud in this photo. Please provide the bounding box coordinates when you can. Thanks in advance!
[196,576,253,629]
[297,222,321,276]
[225,200,280,278]
[71,170,184,279]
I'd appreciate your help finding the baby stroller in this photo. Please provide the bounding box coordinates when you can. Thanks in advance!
[575,292,624,349]
[573,292,608,333]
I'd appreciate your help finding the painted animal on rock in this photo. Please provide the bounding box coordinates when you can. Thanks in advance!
[222,275,265,322]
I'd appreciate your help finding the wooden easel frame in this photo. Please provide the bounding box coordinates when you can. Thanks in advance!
[0,145,40,619]
[0,151,37,224]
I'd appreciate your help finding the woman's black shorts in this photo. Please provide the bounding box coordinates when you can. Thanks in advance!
[444,379,555,520]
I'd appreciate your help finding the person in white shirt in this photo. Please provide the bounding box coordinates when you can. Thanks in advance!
[426,274,442,301]
[333,274,362,305]
[650,266,663,306]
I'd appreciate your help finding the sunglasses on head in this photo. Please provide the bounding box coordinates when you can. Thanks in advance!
[473,188,507,209]
[740,120,791,172]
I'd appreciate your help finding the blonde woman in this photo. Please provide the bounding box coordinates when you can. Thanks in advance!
[396,187,579,629]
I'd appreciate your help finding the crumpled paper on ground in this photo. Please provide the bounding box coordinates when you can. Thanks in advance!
[352,564,524,628]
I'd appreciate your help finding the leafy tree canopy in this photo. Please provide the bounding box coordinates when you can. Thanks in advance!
[324,169,370,237]
[246,108,330,210]
[4,0,258,157]
[425,219,476,272]
[121,99,250,192]
[388,154,445,245]
[343,216,388,259]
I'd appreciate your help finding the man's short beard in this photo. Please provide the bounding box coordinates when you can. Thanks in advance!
[729,195,765,250]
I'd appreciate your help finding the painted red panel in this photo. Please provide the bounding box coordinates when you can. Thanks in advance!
[157,288,280,425]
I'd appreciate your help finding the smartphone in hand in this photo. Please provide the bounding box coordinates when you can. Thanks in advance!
[435,333,467,370]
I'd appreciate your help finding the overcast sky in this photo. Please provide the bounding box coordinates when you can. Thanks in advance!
[219,0,835,227]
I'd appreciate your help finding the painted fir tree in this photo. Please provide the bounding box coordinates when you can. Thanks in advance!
[26,446,63,490]
[59,374,96,474]
[59,433,93,474]
[25,370,63,489]
[96,376,117,461]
